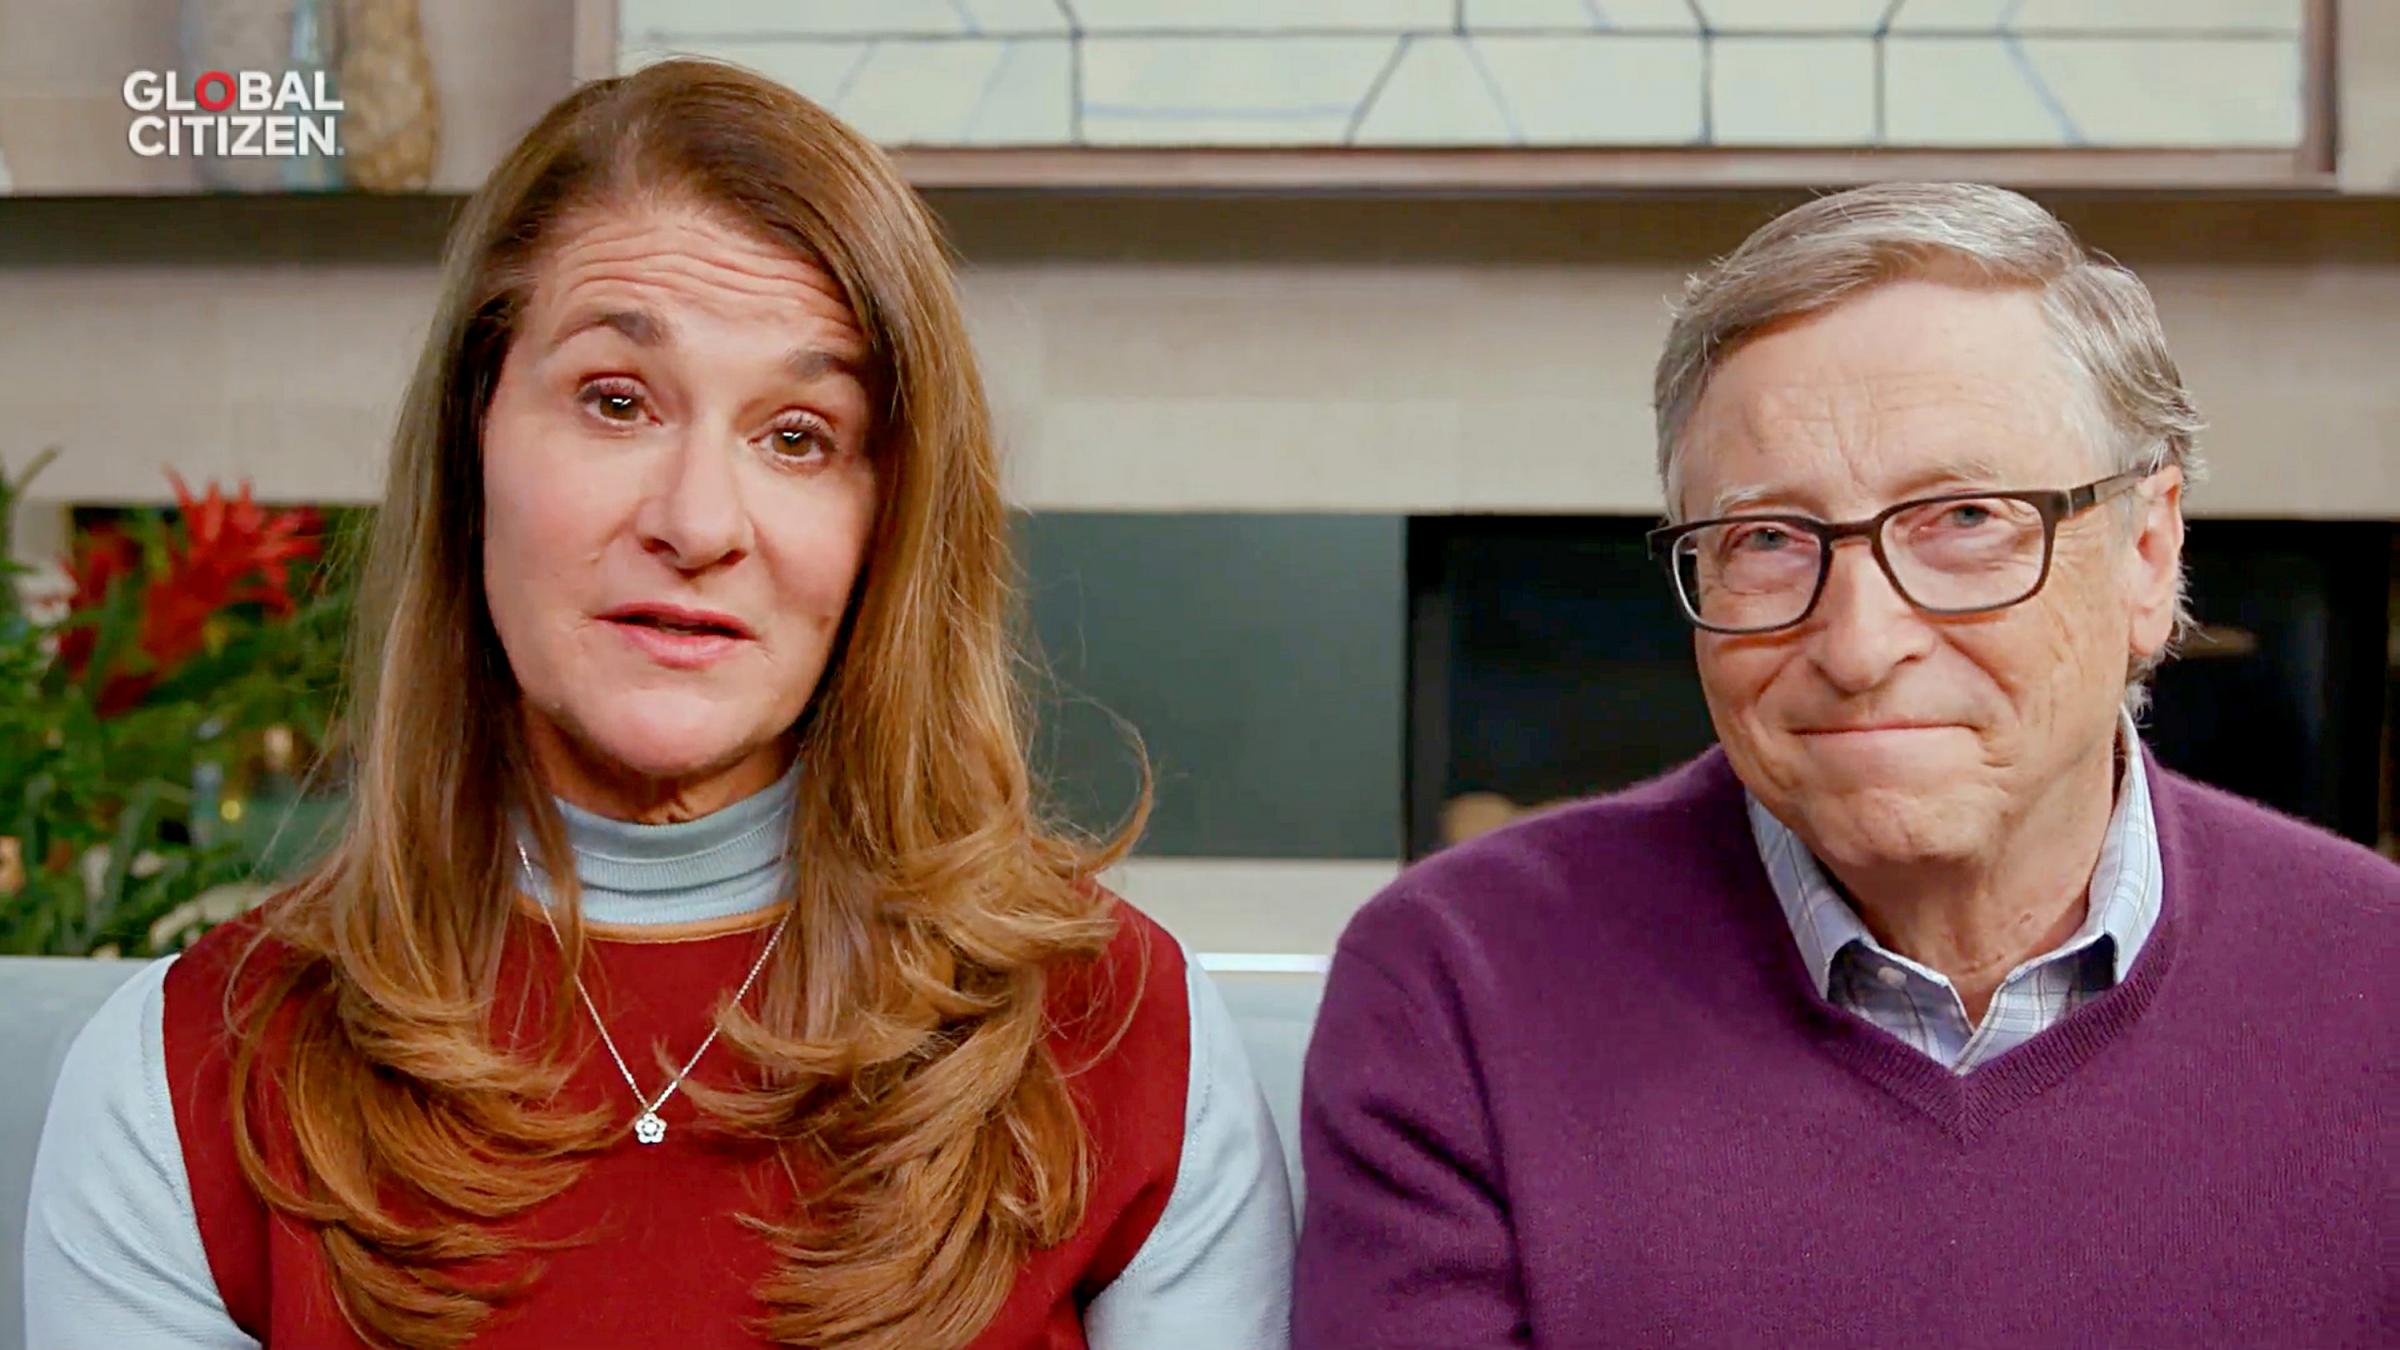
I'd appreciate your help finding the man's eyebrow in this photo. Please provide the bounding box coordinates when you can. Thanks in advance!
[1709,482,1786,516]
[1705,453,2016,518]
[1883,454,2014,498]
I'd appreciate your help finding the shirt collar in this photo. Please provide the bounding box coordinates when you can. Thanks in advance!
[1746,711,2163,998]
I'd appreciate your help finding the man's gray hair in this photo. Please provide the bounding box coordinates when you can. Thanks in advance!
[1653,182,2205,711]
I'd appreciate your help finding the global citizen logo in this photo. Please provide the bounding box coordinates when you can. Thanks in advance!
[122,70,343,158]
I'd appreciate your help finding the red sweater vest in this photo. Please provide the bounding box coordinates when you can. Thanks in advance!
[162,901,1189,1348]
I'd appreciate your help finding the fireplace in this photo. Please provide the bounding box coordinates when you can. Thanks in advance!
[1407,517,2397,860]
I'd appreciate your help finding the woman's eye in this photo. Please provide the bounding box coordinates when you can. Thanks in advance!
[765,421,832,461]
[578,382,646,424]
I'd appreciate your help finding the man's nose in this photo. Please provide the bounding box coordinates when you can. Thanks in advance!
[1802,538,1935,695]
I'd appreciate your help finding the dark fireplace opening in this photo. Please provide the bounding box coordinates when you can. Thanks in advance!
[1407,517,2397,861]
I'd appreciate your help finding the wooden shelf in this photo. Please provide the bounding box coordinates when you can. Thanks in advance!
[893,147,2335,196]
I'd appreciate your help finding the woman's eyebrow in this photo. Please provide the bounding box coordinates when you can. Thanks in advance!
[550,305,669,350]
[784,347,868,383]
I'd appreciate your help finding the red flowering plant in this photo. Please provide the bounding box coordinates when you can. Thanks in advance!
[2,450,357,956]
[60,473,325,714]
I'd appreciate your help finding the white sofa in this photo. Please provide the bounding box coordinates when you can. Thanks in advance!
[0,956,1322,1349]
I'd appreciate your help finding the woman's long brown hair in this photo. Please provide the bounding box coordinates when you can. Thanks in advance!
[228,59,1147,1349]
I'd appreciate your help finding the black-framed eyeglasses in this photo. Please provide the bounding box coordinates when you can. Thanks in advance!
[1645,469,2149,636]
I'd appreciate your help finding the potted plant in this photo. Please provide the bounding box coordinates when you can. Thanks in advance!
[0,448,355,957]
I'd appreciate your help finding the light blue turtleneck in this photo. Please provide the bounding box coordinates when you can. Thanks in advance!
[517,758,800,927]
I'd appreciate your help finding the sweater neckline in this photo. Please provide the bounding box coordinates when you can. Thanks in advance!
[1698,749,2186,1140]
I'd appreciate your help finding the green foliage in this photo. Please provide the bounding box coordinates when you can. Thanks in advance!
[0,449,360,956]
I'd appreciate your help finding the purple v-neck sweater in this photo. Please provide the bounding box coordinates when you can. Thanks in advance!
[1296,750,2394,1348]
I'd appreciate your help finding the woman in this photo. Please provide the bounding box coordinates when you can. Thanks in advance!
[25,59,1292,1349]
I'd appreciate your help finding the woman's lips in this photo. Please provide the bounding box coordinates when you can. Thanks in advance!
[605,617,746,670]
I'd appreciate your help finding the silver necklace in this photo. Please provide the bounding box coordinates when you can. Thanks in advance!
[515,841,791,1145]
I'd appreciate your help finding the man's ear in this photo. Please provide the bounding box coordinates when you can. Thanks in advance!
[2126,465,2186,664]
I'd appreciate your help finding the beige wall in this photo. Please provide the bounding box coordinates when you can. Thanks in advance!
[4,0,2383,192]
[2341,0,2400,193]
[3,194,2397,520]
[3,7,2395,957]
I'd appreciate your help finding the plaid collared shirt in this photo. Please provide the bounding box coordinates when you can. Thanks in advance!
[1746,715,2163,1075]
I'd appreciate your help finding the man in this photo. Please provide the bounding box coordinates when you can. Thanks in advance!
[1294,183,2393,1348]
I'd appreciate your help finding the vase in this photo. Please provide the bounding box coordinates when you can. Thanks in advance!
[176,0,347,192]
[336,0,440,191]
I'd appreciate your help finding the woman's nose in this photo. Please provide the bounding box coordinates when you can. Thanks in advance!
[635,428,752,572]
